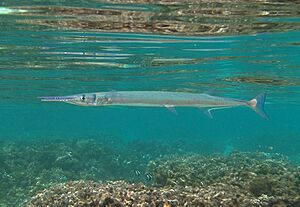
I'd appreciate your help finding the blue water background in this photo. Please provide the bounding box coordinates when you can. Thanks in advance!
[0,2,300,158]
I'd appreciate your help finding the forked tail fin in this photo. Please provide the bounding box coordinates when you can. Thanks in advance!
[248,91,269,120]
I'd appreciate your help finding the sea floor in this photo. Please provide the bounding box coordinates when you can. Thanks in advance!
[0,138,299,207]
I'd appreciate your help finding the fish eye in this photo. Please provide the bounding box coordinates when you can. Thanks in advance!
[80,95,86,101]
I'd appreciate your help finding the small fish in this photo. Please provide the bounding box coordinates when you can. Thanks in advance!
[39,91,268,119]
[134,170,141,176]
[145,173,153,181]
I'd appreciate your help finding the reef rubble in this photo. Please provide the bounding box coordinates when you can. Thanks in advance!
[25,180,284,207]
[26,152,300,207]
[0,138,186,206]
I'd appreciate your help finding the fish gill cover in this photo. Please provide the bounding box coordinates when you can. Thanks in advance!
[0,0,300,206]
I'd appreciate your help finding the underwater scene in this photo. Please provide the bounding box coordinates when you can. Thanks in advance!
[1,0,300,206]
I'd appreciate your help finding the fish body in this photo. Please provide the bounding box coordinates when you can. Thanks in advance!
[40,91,268,119]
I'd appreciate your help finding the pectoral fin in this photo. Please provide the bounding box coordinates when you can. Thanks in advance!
[165,105,178,115]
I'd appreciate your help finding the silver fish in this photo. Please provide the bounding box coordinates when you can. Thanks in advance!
[39,91,268,119]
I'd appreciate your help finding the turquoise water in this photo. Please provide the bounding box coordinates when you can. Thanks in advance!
[1,1,300,206]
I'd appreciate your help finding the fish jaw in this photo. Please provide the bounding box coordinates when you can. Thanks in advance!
[39,93,102,106]
[39,95,78,102]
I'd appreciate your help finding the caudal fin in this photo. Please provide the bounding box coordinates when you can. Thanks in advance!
[248,91,269,120]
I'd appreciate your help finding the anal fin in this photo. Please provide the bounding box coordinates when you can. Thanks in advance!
[200,106,233,119]
[203,108,214,119]
[165,105,178,115]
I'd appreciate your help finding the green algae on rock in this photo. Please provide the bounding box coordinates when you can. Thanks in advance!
[249,176,278,197]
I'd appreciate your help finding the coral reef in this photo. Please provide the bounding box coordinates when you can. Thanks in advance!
[26,181,179,207]
[148,152,300,206]
[25,151,300,207]
[0,138,184,206]
[1,138,300,206]
[26,177,300,207]
[0,138,132,206]
[24,180,279,207]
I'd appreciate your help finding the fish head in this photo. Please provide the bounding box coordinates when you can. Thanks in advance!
[40,93,98,106]
[40,92,115,106]
[68,93,99,106]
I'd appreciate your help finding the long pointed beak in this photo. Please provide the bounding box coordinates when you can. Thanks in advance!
[39,96,76,102]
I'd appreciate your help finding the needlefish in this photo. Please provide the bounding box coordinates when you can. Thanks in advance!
[39,91,268,119]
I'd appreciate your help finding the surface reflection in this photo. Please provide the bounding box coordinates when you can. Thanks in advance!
[11,0,300,36]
